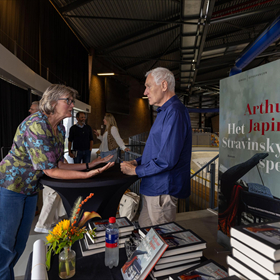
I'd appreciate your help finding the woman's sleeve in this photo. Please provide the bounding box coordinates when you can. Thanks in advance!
[23,121,60,170]
[111,126,126,150]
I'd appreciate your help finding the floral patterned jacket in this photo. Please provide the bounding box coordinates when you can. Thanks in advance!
[0,111,65,195]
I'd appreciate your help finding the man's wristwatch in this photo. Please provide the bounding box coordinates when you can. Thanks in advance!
[86,163,90,171]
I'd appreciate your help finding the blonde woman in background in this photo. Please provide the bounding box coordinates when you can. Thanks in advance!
[94,113,130,162]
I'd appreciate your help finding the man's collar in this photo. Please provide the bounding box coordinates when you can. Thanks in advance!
[157,95,177,113]
[76,123,85,128]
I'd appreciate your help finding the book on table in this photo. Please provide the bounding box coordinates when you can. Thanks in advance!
[230,221,280,261]
[88,216,134,237]
[231,248,280,280]
[138,222,185,238]
[84,233,130,250]
[86,230,133,244]
[159,230,206,257]
[121,228,168,280]
[79,238,125,257]
[227,254,271,280]
[230,236,280,274]
[154,257,201,271]
[156,250,203,264]
[168,259,228,280]
[228,266,248,280]
[151,259,201,278]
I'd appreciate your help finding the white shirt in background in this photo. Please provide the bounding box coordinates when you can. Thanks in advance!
[97,126,126,152]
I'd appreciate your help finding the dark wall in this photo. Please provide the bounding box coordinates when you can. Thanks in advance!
[88,57,151,143]
[0,79,29,156]
[0,0,88,101]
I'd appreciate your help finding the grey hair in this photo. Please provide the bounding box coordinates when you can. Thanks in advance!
[145,67,175,91]
[39,84,77,114]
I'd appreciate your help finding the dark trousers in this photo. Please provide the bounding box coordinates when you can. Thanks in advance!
[74,150,91,163]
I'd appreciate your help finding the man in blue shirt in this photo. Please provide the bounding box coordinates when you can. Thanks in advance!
[121,67,192,227]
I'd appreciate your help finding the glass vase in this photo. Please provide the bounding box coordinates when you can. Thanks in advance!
[58,246,76,279]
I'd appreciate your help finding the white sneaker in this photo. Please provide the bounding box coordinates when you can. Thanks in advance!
[34,227,50,234]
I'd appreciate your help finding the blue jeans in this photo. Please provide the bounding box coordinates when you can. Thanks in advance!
[100,149,117,162]
[0,187,38,280]
[74,150,91,163]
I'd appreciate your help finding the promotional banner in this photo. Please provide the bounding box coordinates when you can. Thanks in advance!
[218,59,280,240]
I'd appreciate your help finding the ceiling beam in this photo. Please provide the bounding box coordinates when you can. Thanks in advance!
[123,48,179,70]
[65,15,199,25]
[191,0,216,91]
[102,25,180,54]
[59,0,93,13]
[211,4,280,24]
[97,15,180,54]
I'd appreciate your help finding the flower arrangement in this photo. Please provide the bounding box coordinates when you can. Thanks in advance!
[45,193,101,275]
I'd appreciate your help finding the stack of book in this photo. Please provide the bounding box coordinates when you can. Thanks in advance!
[137,222,207,279]
[227,221,280,280]
[79,216,135,256]
[167,259,229,280]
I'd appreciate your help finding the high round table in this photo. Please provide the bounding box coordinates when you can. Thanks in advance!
[39,163,139,219]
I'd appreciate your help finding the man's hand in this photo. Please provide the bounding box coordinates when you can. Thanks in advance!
[128,159,137,166]
[87,162,115,178]
[120,161,137,175]
[69,151,75,158]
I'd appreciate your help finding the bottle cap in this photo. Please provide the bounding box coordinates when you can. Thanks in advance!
[109,217,116,223]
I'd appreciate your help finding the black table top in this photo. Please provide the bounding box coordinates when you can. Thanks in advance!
[40,163,138,188]
[25,245,153,280]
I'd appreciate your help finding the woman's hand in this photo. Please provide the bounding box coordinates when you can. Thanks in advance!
[89,155,114,168]
[93,130,100,137]
[124,147,130,152]
[87,162,115,178]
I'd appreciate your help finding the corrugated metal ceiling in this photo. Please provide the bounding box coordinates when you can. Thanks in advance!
[50,0,280,108]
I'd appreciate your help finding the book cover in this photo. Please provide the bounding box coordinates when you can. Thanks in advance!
[169,259,228,280]
[151,260,200,278]
[232,248,279,280]
[84,233,129,250]
[160,230,206,257]
[86,230,132,244]
[121,228,168,280]
[154,257,201,271]
[88,217,134,237]
[138,222,185,238]
[157,250,203,264]
[230,221,280,261]
[79,238,125,257]
[231,237,280,274]
[227,255,267,280]
[228,267,248,280]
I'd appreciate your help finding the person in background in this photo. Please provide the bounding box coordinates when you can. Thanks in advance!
[34,159,68,233]
[93,113,130,162]
[28,101,39,114]
[120,67,192,227]
[68,112,94,163]
[0,84,114,280]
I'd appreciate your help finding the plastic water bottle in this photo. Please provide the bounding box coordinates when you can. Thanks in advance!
[105,217,119,268]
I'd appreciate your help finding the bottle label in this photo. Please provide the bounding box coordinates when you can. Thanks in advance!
[105,232,119,248]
